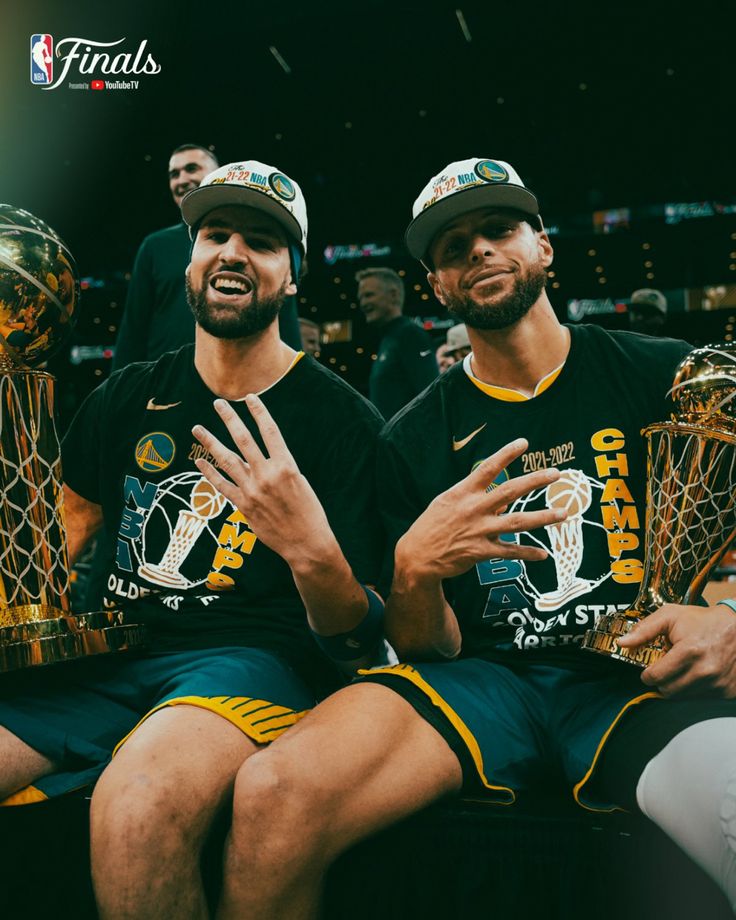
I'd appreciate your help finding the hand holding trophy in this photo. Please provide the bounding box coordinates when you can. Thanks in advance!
[583,344,736,666]
[0,204,146,671]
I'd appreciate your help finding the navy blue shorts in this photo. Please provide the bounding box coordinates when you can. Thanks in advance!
[0,647,314,805]
[358,659,658,811]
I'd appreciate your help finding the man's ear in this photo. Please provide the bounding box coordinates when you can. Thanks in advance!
[285,271,297,297]
[427,271,447,306]
[185,264,191,282]
[537,231,554,269]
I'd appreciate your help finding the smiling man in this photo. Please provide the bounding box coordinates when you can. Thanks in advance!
[0,160,384,919]
[215,158,736,919]
[112,144,301,373]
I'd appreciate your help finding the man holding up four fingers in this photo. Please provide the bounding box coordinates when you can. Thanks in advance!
[0,159,385,919]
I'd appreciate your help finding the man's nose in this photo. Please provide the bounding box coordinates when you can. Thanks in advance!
[219,234,250,264]
[469,235,495,262]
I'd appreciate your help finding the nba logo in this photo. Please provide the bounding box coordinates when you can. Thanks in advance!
[30,34,53,85]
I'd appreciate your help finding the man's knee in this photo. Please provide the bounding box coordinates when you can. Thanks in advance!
[231,752,333,856]
[91,763,205,859]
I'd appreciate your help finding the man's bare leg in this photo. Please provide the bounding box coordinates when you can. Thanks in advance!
[218,683,464,920]
[0,725,57,799]
[90,705,258,920]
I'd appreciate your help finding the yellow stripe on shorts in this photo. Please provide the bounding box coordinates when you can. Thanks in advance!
[573,690,660,813]
[360,663,515,804]
[113,695,310,756]
[0,784,48,807]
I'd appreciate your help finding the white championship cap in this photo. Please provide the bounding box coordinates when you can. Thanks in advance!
[405,157,540,265]
[181,160,308,254]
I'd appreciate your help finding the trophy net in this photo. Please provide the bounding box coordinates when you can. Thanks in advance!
[638,423,736,612]
[0,370,70,622]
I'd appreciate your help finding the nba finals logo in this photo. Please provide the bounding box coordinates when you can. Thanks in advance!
[29,35,161,91]
[30,34,53,85]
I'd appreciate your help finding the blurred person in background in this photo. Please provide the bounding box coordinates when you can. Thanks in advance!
[435,341,456,373]
[357,266,438,419]
[299,317,321,356]
[629,288,667,337]
[436,323,471,373]
[445,322,471,362]
[112,143,219,370]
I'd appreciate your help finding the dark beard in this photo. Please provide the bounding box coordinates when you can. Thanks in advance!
[186,276,287,339]
[442,261,547,331]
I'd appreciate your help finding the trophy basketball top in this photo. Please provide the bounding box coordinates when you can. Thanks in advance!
[669,343,736,435]
[0,204,79,369]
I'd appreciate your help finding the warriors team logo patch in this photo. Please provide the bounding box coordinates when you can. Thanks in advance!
[135,432,176,472]
[268,172,296,201]
[474,160,509,183]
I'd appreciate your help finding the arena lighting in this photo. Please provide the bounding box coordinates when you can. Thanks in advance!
[455,9,472,42]
[269,46,291,74]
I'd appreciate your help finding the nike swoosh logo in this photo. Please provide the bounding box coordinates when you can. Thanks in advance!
[452,423,487,451]
[146,398,182,411]
[420,349,432,357]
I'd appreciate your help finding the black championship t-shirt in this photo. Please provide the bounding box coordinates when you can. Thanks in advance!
[62,346,384,692]
[377,324,692,671]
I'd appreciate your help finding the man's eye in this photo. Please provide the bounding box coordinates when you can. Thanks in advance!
[185,165,199,174]
[207,231,228,242]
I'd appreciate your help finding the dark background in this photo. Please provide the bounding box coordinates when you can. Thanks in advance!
[2,0,735,410]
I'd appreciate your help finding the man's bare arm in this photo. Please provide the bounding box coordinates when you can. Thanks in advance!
[63,484,103,567]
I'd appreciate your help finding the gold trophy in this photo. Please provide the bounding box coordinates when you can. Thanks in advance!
[0,204,146,671]
[583,344,736,667]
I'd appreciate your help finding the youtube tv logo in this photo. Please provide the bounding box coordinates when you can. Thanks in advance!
[91,79,105,90]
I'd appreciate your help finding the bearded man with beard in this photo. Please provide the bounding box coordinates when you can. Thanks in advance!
[213,159,736,920]
[0,161,385,919]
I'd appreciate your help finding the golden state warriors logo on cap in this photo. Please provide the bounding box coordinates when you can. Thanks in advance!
[474,160,509,183]
[269,173,296,201]
[135,432,176,472]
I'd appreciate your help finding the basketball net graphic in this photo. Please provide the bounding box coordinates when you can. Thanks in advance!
[138,479,227,589]
[535,469,596,611]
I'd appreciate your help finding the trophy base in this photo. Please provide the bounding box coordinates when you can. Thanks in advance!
[582,613,668,668]
[0,609,148,673]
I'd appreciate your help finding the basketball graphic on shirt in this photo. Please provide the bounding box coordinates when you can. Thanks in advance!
[133,472,234,590]
[545,469,592,518]
[493,469,614,614]
[191,479,227,519]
